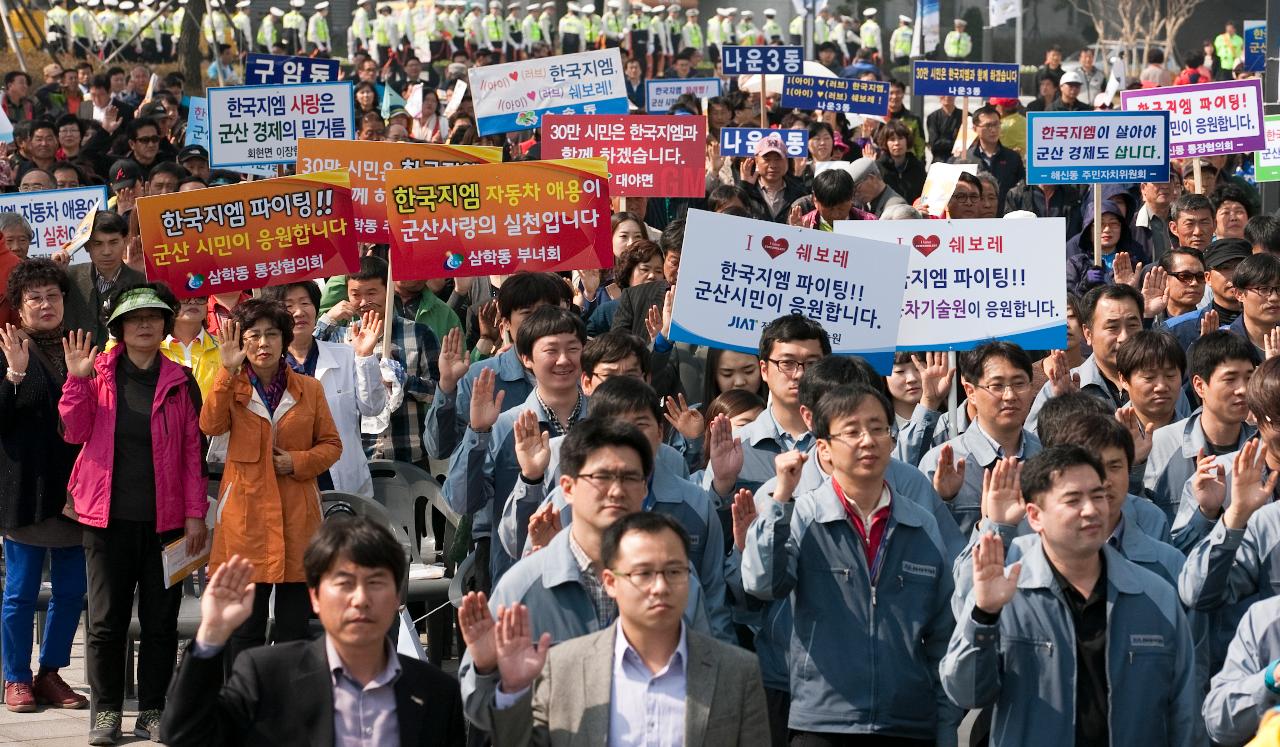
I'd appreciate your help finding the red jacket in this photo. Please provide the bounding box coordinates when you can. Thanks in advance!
[59,346,208,532]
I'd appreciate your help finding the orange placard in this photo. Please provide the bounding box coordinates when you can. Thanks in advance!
[385,158,613,280]
[296,138,502,243]
[137,170,358,299]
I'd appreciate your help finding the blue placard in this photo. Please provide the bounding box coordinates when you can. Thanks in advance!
[244,53,340,85]
[1245,21,1266,73]
[1026,111,1171,185]
[779,76,889,116]
[720,46,804,76]
[646,78,724,113]
[912,61,1020,98]
[719,127,809,157]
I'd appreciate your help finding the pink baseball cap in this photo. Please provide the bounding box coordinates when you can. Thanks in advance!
[753,132,787,158]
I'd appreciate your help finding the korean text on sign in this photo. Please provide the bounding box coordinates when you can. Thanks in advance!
[296,138,501,242]
[207,81,355,168]
[185,96,276,178]
[835,217,1067,351]
[244,53,340,85]
[911,61,1020,99]
[541,115,705,197]
[1244,21,1266,73]
[468,48,629,136]
[670,209,907,373]
[720,46,804,75]
[779,76,890,116]
[0,186,107,258]
[719,127,809,158]
[136,170,359,299]
[645,78,723,113]
[1025,111,1170,185]
[1255,114,1280,183]
[1120,78,1263,159]
[385,158,613,280]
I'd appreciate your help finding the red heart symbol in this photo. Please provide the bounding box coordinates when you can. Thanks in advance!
[526,91,537,101]
[912,234,941,257]
[761,236,788,259]
[509,71,519,80]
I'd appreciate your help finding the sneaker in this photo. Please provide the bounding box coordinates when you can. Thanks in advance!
[3,681,36,713]
[88,710,121,746]
[32,671,88,709]
[134,709,162,741]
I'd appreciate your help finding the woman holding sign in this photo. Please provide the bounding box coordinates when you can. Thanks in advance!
[199,299,341,674]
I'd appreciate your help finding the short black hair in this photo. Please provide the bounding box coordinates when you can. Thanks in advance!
[971,104,1000,125]
[1021,445,1105,505]
[515,304,586,360]
[807,121,833,141]
[147,160,187,183]
[177,176,208,190]
[1079,283,1142,326]
[706,184,753,213]
[228,298,296,350]
[582,330,650,379]
[659,218,685,256]
[496,271,571,319]
[585,374,661,423]
[261,281,322,310]
[812,169,855,207]
[615,240,663,290]
[50,160,85,183]
[1115,329,1186,379]
[28,118,55,139]
[1210,183,1254,218]
[812,383,894,439]
[958,341,1033,383]
[6,257,69,305]
[90,73,111,92]
[1158,246,1205,273]
[107,281,178,341]
[798,355,888,412]
[91,210,129,238]
[1231,252,1280,292]
[127,116,159,140]
[600,511,690,570]
[349,254,389,286]
[1034,391,1111,444]
[1170,193,1214,222]
[1042,412,1135,470]
[1188,330,1259,383]
[53,113,83,136]
[3,71,29,87]
[1245,215,1280,254]
[758,313,831,360]
[303,515,408,593]
[559,416,654,478]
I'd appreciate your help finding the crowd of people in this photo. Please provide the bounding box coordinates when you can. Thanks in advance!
[0,4,1278,747]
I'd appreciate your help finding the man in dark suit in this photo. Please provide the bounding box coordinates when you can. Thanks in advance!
[160,517,465,747]
[61,211,145,349]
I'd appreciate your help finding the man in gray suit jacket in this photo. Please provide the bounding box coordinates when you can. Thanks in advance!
[61,211,144,348]
[461,512,769,747]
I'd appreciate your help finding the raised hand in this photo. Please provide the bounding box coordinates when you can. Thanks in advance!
[981,456,1025,526]
[772,450,808,504]
[324,299,358,324]
[1045,349,1080,397]
[730,488,757,551]
[787,202,805,227]
[61,329,98,379]
[469,367,505,432]
[124,235,145,275]
[1115,405,1154,465]
[932,442,966,500]
[1265,327,1280,361]
[195,555,257,647]
[1140,265,1167,317]
[0,324,30,376]
[1190,448,1227,519]
[738,157,758,185]
[1200,308,1221,338]
[663,394,705,441]
[495,603,552,695]
[972,531,1021,615]
[1224,440,1279,530]
[526,501,562,552]
[437,327,471,395]
[513,409,551,482]
[351,310,384,358]
[477,300,502,347]
[912,351,953,411]
[457,591,498,673]
[217,319,246,372]
[707,413,744,498]
[1111,252,1135,286]
[644,302,662,343]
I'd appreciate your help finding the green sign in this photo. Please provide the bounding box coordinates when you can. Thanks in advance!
[1255,114,1280,183]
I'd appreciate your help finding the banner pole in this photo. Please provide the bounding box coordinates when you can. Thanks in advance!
[947,349,959,439]
[1092,183,1102,267]
[759,76,767,128]
[382,250,394,360]
[1193,158,1203,194]
[960,95,969,150]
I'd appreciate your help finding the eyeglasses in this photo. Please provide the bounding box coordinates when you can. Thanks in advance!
[951,194,980,204]
[1244,286,1280,298]
[180,297,208,306]
[767,358,820,374]
[242,330,283,344]
[132,136,161,145]
[22,291,62,306]
[975,380,1033,396]
[611,567,690,590]
[575,471,647,489]
[17,183,50,192]
[827,425,896,443]
[1168,271,1205,284]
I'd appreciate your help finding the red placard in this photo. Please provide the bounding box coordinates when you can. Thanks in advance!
[540,114,706,197]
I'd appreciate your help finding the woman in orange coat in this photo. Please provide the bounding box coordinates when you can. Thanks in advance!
[200,298,342,669]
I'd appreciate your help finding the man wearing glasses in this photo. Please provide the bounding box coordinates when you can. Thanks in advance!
[1165,237,1249,352]
[743,383,962,745]
[919,342,1042,537]
[1155,248,1207,325]
[960,106,1024,214]
[1224,252,1280,357]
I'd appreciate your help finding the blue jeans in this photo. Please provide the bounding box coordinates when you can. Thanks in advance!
[2,539,87,684]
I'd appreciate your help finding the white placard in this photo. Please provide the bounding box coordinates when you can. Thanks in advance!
[0,186,107,258]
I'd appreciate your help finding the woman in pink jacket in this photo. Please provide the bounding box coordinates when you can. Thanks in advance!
[59,282,208,746]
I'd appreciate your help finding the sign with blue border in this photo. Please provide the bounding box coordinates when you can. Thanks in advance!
[207,81,355,168]
[719,127,809,157]
[1026,111,1170,185]
[780,76,889,116]
[912,60,1020,98]
[720,46,804,75]
[244,53,340,85]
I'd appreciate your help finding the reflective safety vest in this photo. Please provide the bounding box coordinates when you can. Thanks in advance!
[859,19,879,49]
[789,15,802,36]
[706,16,721,45]
[374,15,394,45]
[890,25,911,57]
[944,30,970,58]
[813,17,829,44]
[351,7,372,38]
[70,7,92,37]
[1214,32,1244,70]
[604,12,621,37]
[308,13,329,44]
[682,20,701,48]
[522,15,541,42]
[559,14,582,37]
[762,19,781,42]
[257,17,278,47]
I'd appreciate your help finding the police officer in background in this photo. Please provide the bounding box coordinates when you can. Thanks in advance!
[944,17,971,59]
[762,8,782,45]
[890,14,912,67]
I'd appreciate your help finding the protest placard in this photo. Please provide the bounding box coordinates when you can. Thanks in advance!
[385,158,612,280]
[296,138,502,242]
[646,78,723,113]
[207,81,355,168]
[1256,115,1280,183]
[780,76,890,116]
[911,61,1020,98]
[244,53,340,85]
[468,49,628,136]
[1026,111,1170,184]
[719,127,808,158]
[1119,78,1264,159]
[720,46,804,75]
[185,96,276,178]
[1245,21,1266,73]
[540,115,705,197]
[918,162,977,217]
[834,218,1067,351]
[669,209,908,372]
[0,106,12,144]
[136,170,358,298]
[0,186,107,258]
